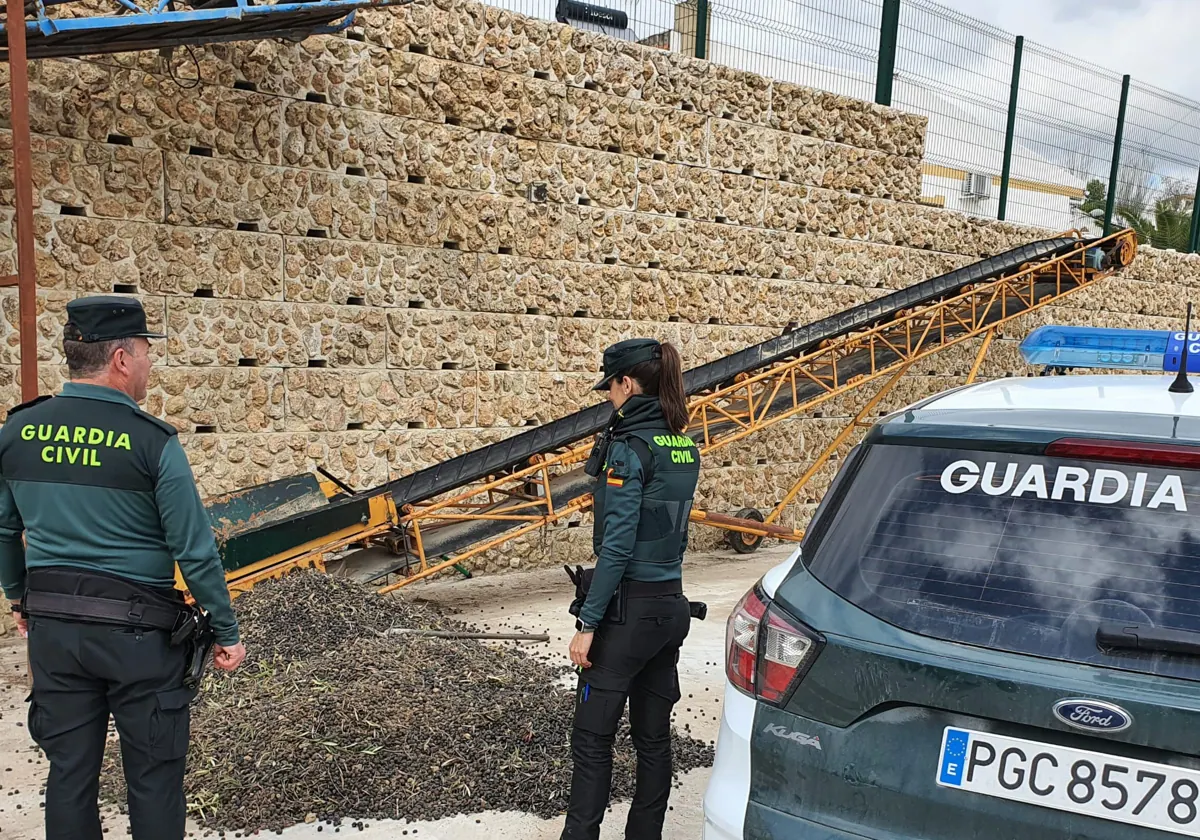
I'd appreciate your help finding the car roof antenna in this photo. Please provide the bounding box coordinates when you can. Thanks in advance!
[1170,301,1195,394]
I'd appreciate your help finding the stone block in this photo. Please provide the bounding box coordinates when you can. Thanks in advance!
[656,107,710,168]
[281,302,391,369]
[183,431,395,499]
[642,269,724,324]
[0,132,163,221]
[1125,246,1200,290]
[283,238,407,306]
[822,144,922,202]
[645,52,772,125]
[164,153,385,241]
[201,38,391,113]
[711,417,825,468]
[476,8,576,79]
[562,87,661,159]
[0,290,165,366]
[476,371,599,427]
[386,309,554,371]
[708,119,779,178]
[503,201,570,261]
[23,61,282,164]
[556,318,684,372]
[766,185,1042,257]
[635,160,764,225]
[695,464,794,514]
[1055,278,1174,318]
[385,182,506,252]
[404,249,474,311]
[165,299,387,367]
[146,367,285,433]
[38,216,283,299]
[391,427,520,477]
[796,233,968,290]
[760,180,810,234]
[769,83,927,157]
[389,55,567,142]
[283,369,478,431]
[355,0,488,64]
[488,137,638,210]
[281,102,493,190]
[677,323,779,369]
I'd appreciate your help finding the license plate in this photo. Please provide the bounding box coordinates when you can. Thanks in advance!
[937,727,1200,837]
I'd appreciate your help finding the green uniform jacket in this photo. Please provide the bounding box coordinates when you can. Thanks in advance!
[0,382,239,645]
[580,394,701,627]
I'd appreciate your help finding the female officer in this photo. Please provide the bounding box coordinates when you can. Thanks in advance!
[561,337,702,840]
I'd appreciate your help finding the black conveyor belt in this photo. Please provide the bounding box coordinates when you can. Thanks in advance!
[223,234,1093,575]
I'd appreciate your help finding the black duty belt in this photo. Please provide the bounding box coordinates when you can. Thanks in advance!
[22,566,197,644]
[23,590,183,631]
[625,578,683,598]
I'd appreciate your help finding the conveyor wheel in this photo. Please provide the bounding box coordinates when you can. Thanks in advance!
[726,507,765,554]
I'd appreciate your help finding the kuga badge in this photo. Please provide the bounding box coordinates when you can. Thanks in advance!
[1053,699,1132,733]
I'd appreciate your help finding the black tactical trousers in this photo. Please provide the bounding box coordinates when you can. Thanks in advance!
[26,615,195,840]
[561,592,691,840]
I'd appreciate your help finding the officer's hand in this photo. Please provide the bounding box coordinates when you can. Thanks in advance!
[569,630,594,668]
[11,604,26,639]
[213,642,246,672]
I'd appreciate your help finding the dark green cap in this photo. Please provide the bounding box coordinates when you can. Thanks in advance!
[592,338,662,391]
[63,295,166,343]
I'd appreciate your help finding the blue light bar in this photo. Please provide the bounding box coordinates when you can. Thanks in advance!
[1020,325,1200,373]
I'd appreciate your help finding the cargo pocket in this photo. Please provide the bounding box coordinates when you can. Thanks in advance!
[149,687,194,761]
[573,684,624,738]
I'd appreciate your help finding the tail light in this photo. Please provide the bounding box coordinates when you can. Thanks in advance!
[725,581,824,706]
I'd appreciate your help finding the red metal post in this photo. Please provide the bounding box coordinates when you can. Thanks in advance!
[6,0,38,401]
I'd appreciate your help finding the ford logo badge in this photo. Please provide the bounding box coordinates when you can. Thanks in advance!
[1053,699,1133,733]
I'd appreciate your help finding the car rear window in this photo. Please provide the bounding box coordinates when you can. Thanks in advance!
[805,442,1200,681]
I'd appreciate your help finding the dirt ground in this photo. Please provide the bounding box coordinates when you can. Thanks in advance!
[0,543,795,839]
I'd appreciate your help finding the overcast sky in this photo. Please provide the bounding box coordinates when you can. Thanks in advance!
[936,0,1200,100]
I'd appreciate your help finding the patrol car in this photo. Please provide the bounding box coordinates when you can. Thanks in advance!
[703,325,1200,839]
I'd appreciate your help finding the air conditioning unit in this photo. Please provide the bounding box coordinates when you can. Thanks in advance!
[961,172,992,199]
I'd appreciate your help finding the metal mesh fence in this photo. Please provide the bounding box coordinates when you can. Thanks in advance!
[485,0,1200,249]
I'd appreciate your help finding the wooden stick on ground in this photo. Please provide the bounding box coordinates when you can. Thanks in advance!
[378,628,551,643]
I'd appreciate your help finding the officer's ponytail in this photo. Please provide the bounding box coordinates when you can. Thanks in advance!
[627,342,690,433]
[656,343,689,433]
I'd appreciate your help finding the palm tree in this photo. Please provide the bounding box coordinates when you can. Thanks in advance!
[1116,198,1193,251]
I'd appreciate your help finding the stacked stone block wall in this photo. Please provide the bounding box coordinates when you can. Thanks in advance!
[0,0,1190,577]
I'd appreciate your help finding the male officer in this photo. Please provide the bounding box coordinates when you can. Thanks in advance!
[562,338,701,840]
[0,296,245,840]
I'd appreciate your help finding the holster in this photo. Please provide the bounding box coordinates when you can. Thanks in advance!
[183,611,216,691]
[564,564,627,627]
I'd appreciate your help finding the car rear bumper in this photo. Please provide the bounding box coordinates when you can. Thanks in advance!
[744,801,875,839]
[702,680,758,840]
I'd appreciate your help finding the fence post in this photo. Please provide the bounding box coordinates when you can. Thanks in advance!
[1189,167,1200,253]
[997,35,1023,222]
[1103,74,1131,237]
[694,0,709,60]
[875,0,900,106]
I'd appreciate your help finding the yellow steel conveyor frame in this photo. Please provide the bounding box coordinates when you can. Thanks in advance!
[215,227,1138,597]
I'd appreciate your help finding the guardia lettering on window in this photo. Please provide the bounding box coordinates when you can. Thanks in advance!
[940,459,1188,512]
[21,423,131,467]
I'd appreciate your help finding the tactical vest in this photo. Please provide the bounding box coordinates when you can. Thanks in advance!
[592,429,701,569]
[0,394,177,493]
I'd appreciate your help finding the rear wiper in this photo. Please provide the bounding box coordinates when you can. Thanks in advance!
[1097,624,1200,657]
